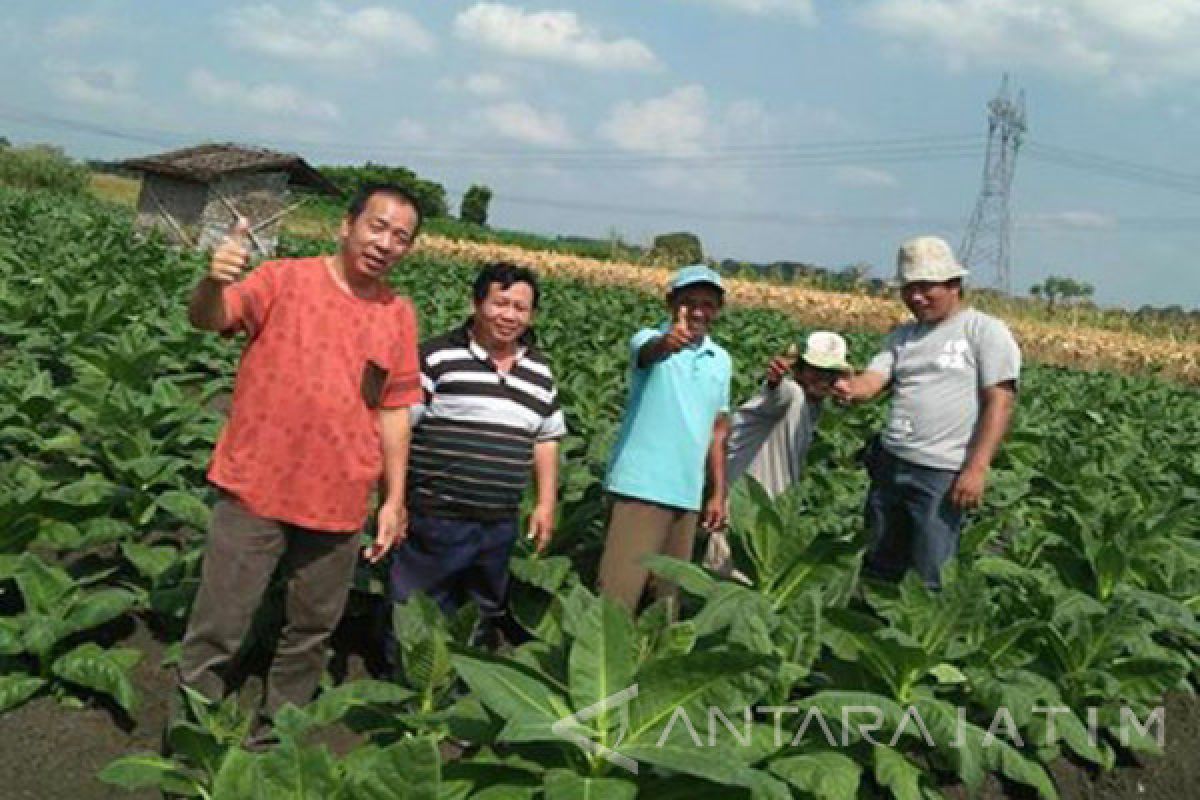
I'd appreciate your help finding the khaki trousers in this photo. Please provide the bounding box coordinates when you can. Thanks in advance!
[178,494,360,718]
[597,497,698,615]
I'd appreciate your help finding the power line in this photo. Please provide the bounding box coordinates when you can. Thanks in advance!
[5,104,1200,231]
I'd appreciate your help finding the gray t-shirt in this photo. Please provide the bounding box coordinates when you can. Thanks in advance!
[726,378,820,497]
[867,308,1020,471]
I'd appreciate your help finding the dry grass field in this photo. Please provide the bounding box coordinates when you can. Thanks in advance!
[419,236,1200,386]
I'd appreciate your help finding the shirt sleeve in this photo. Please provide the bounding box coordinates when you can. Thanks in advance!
[629,327,661,366]
[380,299,424,409]
[221,259,283,339]
[975,316,1022,389]
[737,379,797,420]
[866,329,900,380]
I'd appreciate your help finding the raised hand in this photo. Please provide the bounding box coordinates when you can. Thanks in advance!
[208,217,251,284]
[662,303,695,353]
[766,343,800,388]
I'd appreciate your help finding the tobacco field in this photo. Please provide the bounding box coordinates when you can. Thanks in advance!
[0,186,1198,799]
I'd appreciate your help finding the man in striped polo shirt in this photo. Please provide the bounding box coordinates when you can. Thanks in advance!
[388,261,566,644]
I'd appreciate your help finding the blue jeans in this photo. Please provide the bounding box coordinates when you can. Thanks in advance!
[863,448,964,588]
[387,513,527,654]
[389,513,518,617]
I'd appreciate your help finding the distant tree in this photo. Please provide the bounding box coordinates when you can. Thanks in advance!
[460,184,492,227]
[0,143,89,194]
[649,231,704,266]
[0,136,10,149]
[318,162,449,219]
[1030,275,1094,309]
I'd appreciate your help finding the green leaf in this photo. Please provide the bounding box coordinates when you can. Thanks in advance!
[451,649,573,743]
[542,769,638,800]
[157,490,211,530]
[344,735,441,800]
[14,553,75,614]
[929,663,968,685]
[0,617,24,656]
[98,753,202,796]
[627,649,776,745]
[211,748,266,799]
[77,517,131,548]
[643,554,720,598]
[302,679,414,727]
[873,745,924,800]
[510,554,574,593]
[52,642,140,713]
[63,588,139,635]
[769,751,863,799]
[35,521,83,550]
[121,541,180,583]
[568,593,637,740]
[0,674,46,713]
[22,614,71,660]
[47,474,116,507]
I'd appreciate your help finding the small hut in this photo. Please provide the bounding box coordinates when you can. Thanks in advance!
[123,143,340,255]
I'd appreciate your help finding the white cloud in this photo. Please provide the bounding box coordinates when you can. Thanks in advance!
[835,166,899,188]
[1021,210,1118,230]
[859,0,1200,90]
[47,61,140,108]
[599,85,711,156]
[465,72,511,97]
[480,102,575,147]
[598,86,781,196]
[440,72,513,97]
[226,3,435,64]
[188,69,340,121]
[455,4,659,71]
[391,118,431,146]
[46,12,107,42]
[679,0,816,23]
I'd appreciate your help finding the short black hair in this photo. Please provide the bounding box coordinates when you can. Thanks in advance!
[473,261,540,309]
[346,182,423,234]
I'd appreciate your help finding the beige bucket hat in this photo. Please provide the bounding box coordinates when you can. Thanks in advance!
[800,331,852,371]
[895,236,970,285]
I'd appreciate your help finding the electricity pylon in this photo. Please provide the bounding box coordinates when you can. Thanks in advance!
[961,75,1026,294]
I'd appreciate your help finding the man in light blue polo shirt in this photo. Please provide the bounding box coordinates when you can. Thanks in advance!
[597,264,732,614]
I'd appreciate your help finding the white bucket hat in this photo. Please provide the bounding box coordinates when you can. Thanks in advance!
[895,236,969,285]
[800,331,852,371]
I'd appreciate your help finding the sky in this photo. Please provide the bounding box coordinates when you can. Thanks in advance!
[2,1,1199,310]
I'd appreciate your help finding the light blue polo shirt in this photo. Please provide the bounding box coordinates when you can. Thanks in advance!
[604,325,732,511]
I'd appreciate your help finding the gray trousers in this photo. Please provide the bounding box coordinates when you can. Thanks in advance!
[178,494,360,718]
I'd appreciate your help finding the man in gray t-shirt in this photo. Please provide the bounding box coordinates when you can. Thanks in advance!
[835,236,1019,588]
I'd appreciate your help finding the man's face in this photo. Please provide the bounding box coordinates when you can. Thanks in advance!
[900,280,960,324]
[669,284,723,337]
[338,193,419,284]
[796,364,842,399]
[474,280,536,347]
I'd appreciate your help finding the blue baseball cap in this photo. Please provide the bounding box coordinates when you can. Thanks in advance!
[668,264,725,296]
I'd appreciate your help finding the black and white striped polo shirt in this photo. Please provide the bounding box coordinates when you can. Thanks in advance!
[407,321,567,520]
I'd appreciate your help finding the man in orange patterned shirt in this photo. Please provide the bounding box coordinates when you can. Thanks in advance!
[176,183,423,733]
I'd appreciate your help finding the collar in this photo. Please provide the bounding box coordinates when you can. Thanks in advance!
[454,317,533,364]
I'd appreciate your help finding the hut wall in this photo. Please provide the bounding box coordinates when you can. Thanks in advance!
[196,172,290,255]
[135,174,208,245]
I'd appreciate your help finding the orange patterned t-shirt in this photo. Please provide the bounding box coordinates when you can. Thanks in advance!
[207,257,422,532]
